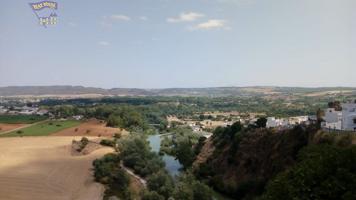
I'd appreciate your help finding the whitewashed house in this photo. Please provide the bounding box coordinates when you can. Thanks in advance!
[324,108,342,123]
[266,117,279,128]
[266,117,290,128]
[322,108,342,130]
[341,103,356,131]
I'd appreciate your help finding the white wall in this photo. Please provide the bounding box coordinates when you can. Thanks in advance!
[342,103,356,131]
[324,108,342,123]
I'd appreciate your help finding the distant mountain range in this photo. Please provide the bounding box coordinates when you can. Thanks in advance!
[0,86,355,97]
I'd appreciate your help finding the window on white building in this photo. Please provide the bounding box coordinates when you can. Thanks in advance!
[353,118,356,124]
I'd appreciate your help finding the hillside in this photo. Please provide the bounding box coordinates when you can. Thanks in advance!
[0,86,355,97]
[193,125,356,199]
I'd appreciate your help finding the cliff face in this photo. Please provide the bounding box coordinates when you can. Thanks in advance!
[193,126,318,199]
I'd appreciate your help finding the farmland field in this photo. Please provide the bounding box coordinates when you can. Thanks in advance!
[0,136,112,200]
[2,120,82,137]
[0,123,27,133]
[52,119,127,137]
[0,115,47,124]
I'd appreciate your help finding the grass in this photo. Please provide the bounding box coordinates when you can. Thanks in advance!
[2,120,82,137]
[0,115,47,124]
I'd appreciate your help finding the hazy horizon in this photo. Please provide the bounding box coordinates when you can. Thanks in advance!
[1,0,355,88]
[1,84,356,90]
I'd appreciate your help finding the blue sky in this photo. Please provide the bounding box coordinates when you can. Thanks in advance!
[0,0,354,88]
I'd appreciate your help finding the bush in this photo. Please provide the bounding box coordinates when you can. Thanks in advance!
[119,136,165,177]
[100,139,116,147]
[147,171,174,199]
[142,191,165,200]
[173,172,213,200]
[92,153,120,183]
[337,134,352,147]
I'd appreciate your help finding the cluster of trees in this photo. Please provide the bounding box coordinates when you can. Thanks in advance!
[95,134,214,200]
[39,94,353,125]
[194,120,356,200]
[160,127,203,169]
[261,144,356,200]
[118,135,165,177]
[92,153,132,199]
[106,107,148,130]
[143,172,212,200]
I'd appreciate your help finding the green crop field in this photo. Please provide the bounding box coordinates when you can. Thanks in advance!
[0,115,47,124]
[2,120,82,137]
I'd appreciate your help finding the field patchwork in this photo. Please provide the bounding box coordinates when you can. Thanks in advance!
[2,120,82,137]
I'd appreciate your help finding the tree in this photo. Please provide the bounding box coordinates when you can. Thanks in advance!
[328,101,342,111]
[107,114,121,127]
[261,145,356,200]
[173,172,213,200]
[176,140,196,169]
[142,191,165,200]
[192,181,212,200]
[316,108,324,128]
[255,117,267,128]
[147,171,174,198]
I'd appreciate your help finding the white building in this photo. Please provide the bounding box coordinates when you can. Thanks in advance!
[322,108,343,130]
[266,117,289,128]
[322,102,356,131]
[341,103,356,131]
[266,117,280,128]
[324,108,342,123]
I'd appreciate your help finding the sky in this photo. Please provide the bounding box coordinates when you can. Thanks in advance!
[0,0,355,88]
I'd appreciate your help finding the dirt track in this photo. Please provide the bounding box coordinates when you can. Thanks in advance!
[0,123,27,134]
[0,137,112,200]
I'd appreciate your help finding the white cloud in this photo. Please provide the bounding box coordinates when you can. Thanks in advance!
[98,41,110,46]
[190,19,230,30]
[100,15,130,27]
[139,16,148,21]
[167,12,204,23]
[68,22,77,27]
[110,15,131,21]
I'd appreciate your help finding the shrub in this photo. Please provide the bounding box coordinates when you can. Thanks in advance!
[337,134,352,147]
[100,139,116,147]
[147,171,174,199]
[142,191,165,200]
[79,137,89,150]
[92,153,119,183]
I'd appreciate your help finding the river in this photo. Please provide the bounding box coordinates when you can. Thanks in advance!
[147,134,182,177]
[147,134,232,200]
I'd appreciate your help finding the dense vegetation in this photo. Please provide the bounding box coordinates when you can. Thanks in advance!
[93,135,214,200]
[93,153,132,199]
[160,127,204,169]
[192,123,356,200]
[0,115,47,124]
[261,144,356,200]
[39,94,356,122]
[118,135,165,177]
